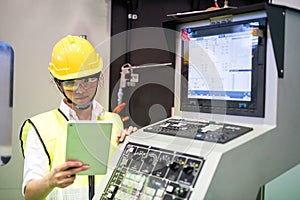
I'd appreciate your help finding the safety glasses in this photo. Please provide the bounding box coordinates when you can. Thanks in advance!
[61,76,99,91]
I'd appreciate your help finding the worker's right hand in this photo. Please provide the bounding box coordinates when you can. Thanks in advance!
[46,160,89,188]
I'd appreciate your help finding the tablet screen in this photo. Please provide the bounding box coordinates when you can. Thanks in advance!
[66,121,113,175]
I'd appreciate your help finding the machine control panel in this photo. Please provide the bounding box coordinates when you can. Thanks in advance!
[144,118,253,143]
[100,143,204,200]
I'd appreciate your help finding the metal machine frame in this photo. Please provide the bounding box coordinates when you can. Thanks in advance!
[94,3,300,200]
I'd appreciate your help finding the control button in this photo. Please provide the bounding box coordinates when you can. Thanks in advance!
[174,187,188,198]
[140,194,153,200]
[108,185,118,193]
[127,147,135,153]
[166,185,174,193]
[156,189,164,197]
[145,187,156,196]
[106,192,113,199]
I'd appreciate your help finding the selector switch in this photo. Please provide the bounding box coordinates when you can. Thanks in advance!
[183,165,194,175]
[144,155,154,164]
[169,162,180,171]
[166,161,182,181]
[141,154,156,174]
[132,154,142,161]
[179,162,199,185]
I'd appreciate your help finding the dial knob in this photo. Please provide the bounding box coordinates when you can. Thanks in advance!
[169,162,180,171]
[145,156,155,164]
[132,154,142,161]
[183,166,194,175]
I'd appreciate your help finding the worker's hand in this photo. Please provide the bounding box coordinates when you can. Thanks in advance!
[46,160,89,189]
[112,102,130,122]
[117,125,138,143]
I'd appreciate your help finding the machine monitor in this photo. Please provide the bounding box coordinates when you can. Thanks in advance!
[179,16,267,117]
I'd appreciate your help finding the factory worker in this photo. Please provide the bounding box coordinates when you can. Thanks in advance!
[20,35,135,200]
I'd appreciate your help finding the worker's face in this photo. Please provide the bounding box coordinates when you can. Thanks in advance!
[61,76,99,106]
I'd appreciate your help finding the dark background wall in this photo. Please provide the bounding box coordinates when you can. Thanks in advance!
[110,0,267,128]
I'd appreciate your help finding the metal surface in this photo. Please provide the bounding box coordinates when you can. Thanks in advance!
[94,5,300,200]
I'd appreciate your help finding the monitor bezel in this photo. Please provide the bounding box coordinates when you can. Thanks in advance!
[179,17,267,117]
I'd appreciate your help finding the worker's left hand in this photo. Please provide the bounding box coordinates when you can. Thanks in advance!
[117,125,138,143]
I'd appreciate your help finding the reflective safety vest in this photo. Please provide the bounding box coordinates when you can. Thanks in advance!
[20,108,123,199]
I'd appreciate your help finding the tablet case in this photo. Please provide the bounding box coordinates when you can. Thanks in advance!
[66,121,112,175]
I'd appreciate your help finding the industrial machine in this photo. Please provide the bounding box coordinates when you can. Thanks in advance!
[0,42,13,166]
[94,3,300,200]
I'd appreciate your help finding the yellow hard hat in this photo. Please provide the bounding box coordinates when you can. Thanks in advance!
[49,35,103,80]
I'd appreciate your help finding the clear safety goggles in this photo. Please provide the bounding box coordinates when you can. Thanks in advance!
[61,76,99,91]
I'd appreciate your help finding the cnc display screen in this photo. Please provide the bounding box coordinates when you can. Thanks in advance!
[180,17,267,117]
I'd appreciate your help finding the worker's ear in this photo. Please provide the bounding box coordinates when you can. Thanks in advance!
[50,75,64,94]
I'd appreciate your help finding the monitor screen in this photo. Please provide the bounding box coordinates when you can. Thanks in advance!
[179,17,267,117]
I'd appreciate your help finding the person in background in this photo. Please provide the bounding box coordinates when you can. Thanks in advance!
[20,35,136,200]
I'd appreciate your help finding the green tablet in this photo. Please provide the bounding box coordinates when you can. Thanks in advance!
[66,120,113,175]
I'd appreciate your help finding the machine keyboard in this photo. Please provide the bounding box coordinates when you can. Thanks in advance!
[144,118,253,143]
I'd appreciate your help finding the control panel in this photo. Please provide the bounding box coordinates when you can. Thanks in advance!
[100,143,204,200]
[144,118,253,143]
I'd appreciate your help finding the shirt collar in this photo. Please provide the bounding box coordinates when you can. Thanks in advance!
[59,99,105,120]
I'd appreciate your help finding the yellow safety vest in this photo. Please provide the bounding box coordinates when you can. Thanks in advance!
[20,108,123,195]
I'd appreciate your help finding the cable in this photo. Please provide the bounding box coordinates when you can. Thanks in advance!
[214,0,220,8]
[88,175,95,200]
[206,0,220,11]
